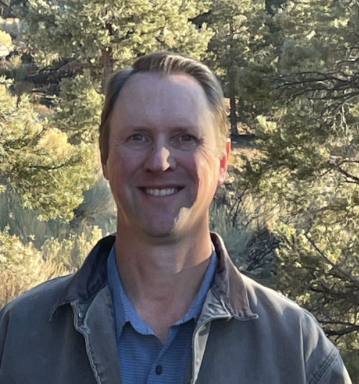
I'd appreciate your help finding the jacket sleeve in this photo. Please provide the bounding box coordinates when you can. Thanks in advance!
[318,352,352,384]
[0,303,11,378]
[301,309,352,384]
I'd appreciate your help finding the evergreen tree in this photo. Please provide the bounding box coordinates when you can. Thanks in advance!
[15,0,212,143]
[240,0,359,375]
[0,78,96,221]
[204,0,273,137]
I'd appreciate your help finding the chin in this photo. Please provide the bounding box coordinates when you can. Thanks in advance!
[144,226,179,239]
[141,220,184,240]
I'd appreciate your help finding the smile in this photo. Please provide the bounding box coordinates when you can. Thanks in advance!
[143,188,179,196]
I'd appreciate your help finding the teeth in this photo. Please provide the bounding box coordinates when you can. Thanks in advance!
[145,188,177,196]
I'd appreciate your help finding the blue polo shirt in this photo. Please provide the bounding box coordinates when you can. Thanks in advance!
[107,244,218,384]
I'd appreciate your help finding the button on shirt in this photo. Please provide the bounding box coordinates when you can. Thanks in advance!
[107,245,218,384]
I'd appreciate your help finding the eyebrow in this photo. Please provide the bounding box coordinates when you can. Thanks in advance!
[119,125,200,133]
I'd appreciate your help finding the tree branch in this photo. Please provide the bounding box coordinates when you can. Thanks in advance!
[322,324,359,337]
[336,166,359,184]
[305,234,359,289]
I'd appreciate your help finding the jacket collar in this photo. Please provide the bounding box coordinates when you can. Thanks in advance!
[210,233,257,319]
[50,232,256,320]
[50,235,115,319]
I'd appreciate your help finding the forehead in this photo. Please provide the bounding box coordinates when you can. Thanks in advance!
[111,72,213,128]
[120,71,207,101]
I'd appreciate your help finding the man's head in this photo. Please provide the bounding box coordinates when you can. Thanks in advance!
[99,52,228,163]
[100,52,230,239]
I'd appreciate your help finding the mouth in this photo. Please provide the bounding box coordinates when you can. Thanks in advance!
[140,187,182,197]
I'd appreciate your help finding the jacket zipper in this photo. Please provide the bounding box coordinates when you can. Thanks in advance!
[189,299,231,384]
[189,298,256,384]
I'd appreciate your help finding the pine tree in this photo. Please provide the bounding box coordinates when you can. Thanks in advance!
[0,78,96,221]
[204,0,272,137]
[240,1,359,376]
[15,0,213,143]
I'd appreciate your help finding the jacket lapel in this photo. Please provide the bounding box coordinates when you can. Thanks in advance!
[72,286,122,384]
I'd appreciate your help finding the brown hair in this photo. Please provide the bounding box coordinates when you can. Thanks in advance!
[99,52,228,161]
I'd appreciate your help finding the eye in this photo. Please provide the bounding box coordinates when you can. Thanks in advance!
[129,133,146,142]
[180,134,196,142]
[173,133,198,150]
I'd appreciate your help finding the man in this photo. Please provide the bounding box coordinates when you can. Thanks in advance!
[0,52,352,383]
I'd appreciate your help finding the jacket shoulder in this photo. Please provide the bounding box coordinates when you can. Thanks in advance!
[241,274,309,315]
[0,274,74,319]
[241,274,327,339]
[240,274,351,383]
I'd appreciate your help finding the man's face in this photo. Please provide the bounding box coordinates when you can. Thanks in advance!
[102,72,229,240]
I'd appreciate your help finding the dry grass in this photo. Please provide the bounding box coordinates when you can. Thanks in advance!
[1,253,71,307]
[0,226,103,307]
[0,234,73,307]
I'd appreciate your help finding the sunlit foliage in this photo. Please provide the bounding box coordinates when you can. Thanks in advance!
[0,78,96,220]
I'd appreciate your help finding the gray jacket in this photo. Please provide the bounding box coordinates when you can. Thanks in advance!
[0,233,352,383]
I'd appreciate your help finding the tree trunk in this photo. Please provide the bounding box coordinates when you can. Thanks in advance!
[228,19,238,138]
[101,22,115,92]
[101,48,114,92]
[230,94,238,137]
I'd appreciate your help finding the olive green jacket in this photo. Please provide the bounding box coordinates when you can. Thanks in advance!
[0,233,352,383]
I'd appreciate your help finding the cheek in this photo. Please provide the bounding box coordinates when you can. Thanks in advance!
[197,150,220,176]
[191,153,220,187]
[181,152,199,176]
[108,149,141,174]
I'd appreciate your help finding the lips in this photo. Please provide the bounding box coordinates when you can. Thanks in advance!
[139,187,182,196]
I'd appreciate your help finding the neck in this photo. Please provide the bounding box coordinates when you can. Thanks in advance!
[114,225,213,342]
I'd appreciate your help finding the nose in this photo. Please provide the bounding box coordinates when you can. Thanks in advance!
[144,144,175,172]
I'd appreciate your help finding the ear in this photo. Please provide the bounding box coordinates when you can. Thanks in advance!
[218,138,231,185]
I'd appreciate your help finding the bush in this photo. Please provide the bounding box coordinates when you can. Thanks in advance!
[0,225,103,307]
[0,228,71,307]
[0,30,11,49]
[210,187,279,282]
